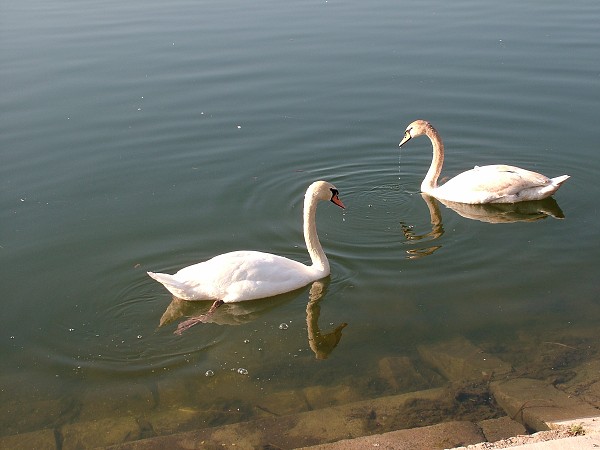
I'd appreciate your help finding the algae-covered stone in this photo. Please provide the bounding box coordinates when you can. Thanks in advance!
[303,384,362,410]
[0,398,66,437]
[77,383,155,422]
[254,388,309,417]
[143,405,245,436]
[0,428,56,450]
[558,359,600,408]
[103,387,450,450]
[418,337,513,382]
[378,356,439,393]
[61,415,142,450]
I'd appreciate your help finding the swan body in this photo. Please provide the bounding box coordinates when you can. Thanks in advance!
[399,120,569,204]
[148,181,345,303]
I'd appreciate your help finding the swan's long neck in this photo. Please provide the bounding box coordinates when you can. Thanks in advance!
[422,124,444,193]
[303,190,330,276]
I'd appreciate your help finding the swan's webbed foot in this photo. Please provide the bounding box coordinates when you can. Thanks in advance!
[174,316,207,334]
[174,299,225,335]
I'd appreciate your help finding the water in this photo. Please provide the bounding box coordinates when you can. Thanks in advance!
[1,0,600,445]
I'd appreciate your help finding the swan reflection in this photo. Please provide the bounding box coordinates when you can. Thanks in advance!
[159,279,347,359]
[437,196,565,223]
[401,193,444,259]
[401,194,565,258]
[305,280,347,360]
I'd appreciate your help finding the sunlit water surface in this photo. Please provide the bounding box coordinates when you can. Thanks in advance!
[1,0,600,444]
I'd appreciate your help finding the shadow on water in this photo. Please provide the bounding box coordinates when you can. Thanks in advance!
[400,194,566,259]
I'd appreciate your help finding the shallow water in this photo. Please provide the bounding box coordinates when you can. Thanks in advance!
[1,0,600,445]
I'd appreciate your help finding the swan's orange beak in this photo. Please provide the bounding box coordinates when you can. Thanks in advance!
[331,193,345,209]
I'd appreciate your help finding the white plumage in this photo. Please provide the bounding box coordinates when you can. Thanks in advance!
[148,180,345,306]
[148,250,319,302]
[399,120,569,204]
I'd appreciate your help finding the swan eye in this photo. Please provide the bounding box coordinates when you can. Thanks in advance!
[330,188,339,198]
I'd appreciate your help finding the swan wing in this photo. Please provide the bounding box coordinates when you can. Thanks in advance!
[152,251,316,301]
[437,165,561,203]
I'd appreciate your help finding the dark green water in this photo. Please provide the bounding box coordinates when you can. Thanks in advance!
[1,0,599,445]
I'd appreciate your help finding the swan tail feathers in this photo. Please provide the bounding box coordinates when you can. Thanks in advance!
[551,175,570,186]
[534,174,569,199]
[148,271,195,300]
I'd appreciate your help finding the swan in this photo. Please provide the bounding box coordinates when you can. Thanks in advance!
[398,120,569,204]
[148,180,345,331]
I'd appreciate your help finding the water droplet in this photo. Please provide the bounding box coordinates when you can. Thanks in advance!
[68,328,75,332]
[205,370,215,377]
[243,339,250,344]
[237,368,248,375]
[137,335,142,339]
[278,323,289,330]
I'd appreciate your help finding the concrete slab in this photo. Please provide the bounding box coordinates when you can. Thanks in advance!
[298,420,485,450]
[506,434,600,449]
[450,429,600,449]
[490,378,600,432]
[478,416,526,443]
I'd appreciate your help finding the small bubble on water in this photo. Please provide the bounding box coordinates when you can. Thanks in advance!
[137,335,143,339]
[243,339,250,344]
[237,368,248,375]
[278,323,289,330]
[205,370,215,377]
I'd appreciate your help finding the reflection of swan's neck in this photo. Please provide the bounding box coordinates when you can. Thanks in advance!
[304,190,329,276]
[422,124,444,193]
[306,280,347,360]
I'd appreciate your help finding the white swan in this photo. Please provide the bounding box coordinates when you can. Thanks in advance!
[148,181,345,331]
[399,120,569,204]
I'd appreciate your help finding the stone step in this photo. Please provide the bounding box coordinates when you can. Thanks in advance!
[298,420,485,450]
[490,377,600,433]
[6,336,600,450]
[104,387,467,450]
[477,415,526,443]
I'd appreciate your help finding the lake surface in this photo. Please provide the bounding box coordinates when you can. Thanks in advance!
[2,0,600,446]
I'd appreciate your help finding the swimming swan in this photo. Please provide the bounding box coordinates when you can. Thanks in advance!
[399,120,569,204]
[148,181,345,331]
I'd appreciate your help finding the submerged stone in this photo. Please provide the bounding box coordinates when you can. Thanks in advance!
[0,428,56,450]
[418,337,513,382]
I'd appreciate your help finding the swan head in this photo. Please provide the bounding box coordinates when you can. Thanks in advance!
[308,180,345,209]
[399,119,433,148]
